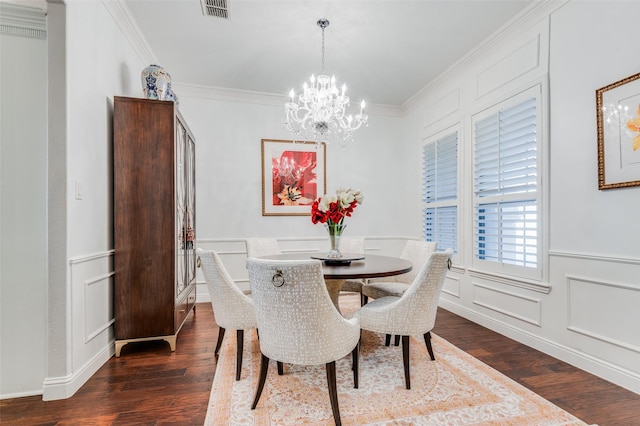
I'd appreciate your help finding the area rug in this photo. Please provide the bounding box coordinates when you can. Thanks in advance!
[204,294,588,425]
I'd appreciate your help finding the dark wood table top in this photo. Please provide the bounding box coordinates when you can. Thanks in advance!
[260,252,412,280]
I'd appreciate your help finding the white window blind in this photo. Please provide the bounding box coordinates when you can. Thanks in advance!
[473,95,538,270]
[423,131,458,253]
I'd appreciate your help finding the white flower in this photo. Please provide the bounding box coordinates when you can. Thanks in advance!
[318,194,337,212]
[336,187,363,207]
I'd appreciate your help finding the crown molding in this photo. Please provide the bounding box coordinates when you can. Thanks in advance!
[0,2,46,39]
[102,0,156,65]
[172,82,402,117]
[402,0,570,113]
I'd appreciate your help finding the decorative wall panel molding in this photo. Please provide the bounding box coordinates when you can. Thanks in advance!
[69,250,115,371]
[442,275,460,298]
[567,275,640,353]
[44,250,115,401]
[468,268,551,293]
[473,282,542,326]
[476,34,540,99]
[84,272,115,343]
[550,249,640,265]
[423,88,460,128]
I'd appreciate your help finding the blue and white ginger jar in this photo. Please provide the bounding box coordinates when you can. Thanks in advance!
[141,64,171,101]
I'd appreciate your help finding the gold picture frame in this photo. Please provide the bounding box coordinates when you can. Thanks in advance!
[261,139,326,216]
[596,72,640,190]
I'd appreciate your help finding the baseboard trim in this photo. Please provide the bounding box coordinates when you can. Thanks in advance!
[42,341,115,401]
[438,299,640,395]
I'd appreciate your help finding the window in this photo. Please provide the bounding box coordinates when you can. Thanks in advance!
[473,88,540,277]
[422,129,458,254]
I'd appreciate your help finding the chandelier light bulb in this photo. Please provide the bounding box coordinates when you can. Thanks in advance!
[283,18,368,148]
[602,102,634,138]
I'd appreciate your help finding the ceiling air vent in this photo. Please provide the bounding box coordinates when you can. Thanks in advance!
[201,0,230,19]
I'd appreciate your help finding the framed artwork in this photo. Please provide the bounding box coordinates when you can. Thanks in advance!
[261,139,326,216]
[596,72,640,189]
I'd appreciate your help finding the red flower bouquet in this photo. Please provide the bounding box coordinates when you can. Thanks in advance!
[311,188,363,258]
[311,188,364,226]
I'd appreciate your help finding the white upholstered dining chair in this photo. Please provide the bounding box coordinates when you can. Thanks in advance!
[198,249,257,381]
[246,258,360,426]
[245,238,281,259]
[355,250,451,390]
[361,239,437,304]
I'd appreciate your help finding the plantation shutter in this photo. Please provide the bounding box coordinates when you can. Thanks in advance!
[473,96,538,268]
[423,131,458,253]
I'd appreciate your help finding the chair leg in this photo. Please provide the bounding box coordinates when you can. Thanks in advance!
[402,335,411,390]
[385,334,391,346]
[236,330,244,381]
[277,361,284,375]
[214,327,226,356]
[424,331,435,361]
[353,331,361,371]
[325,361,342,426]
[351,343,359,389]
[394,335,400,346]
[251,354,270,409]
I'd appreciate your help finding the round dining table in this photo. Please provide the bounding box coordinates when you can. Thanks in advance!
[259,253,412,311]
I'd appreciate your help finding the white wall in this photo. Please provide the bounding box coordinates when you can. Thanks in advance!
[174,89,416,294]
[546,0,640,391]
[409,1,640,394]
[0,0,151,400]
[42,0,149,401]
[550,1,640,256]
[0,3,48,397]
[176,92,414,242]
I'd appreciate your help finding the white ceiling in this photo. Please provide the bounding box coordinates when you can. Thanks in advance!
[124,0,534,107]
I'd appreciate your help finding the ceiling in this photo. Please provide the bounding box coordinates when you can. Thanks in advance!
[123,0,534,107]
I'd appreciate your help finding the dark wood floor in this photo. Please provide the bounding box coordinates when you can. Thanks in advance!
[2,301,640,425]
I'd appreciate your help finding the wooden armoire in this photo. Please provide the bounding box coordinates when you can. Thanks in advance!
[113,96,196,356]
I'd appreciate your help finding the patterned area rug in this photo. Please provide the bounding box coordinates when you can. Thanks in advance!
[204,294,588,425]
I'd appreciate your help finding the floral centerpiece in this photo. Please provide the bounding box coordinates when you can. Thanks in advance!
[311,187,363,258]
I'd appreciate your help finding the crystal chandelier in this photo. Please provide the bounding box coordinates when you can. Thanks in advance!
[283,19,368,148]
[601,103,634,138]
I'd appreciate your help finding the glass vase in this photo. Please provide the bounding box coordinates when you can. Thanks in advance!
[325,223,347,258]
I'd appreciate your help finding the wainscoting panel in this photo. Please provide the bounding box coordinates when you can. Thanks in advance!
[45,251,117,400]
[472,282,542,327]
[547,251,640,387]
[69,251,115,371]
[567,275,640,353]
[84,271,115,343]
[442,274,461,298]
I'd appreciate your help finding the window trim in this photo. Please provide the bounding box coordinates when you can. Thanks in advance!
[470,84,545,281]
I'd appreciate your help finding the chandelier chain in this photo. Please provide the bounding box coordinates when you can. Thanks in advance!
[319,19,328,75]
[321,25,325,74]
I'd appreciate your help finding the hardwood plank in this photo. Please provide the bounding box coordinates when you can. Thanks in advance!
[432,308,640,425]
[1,304,639,425]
